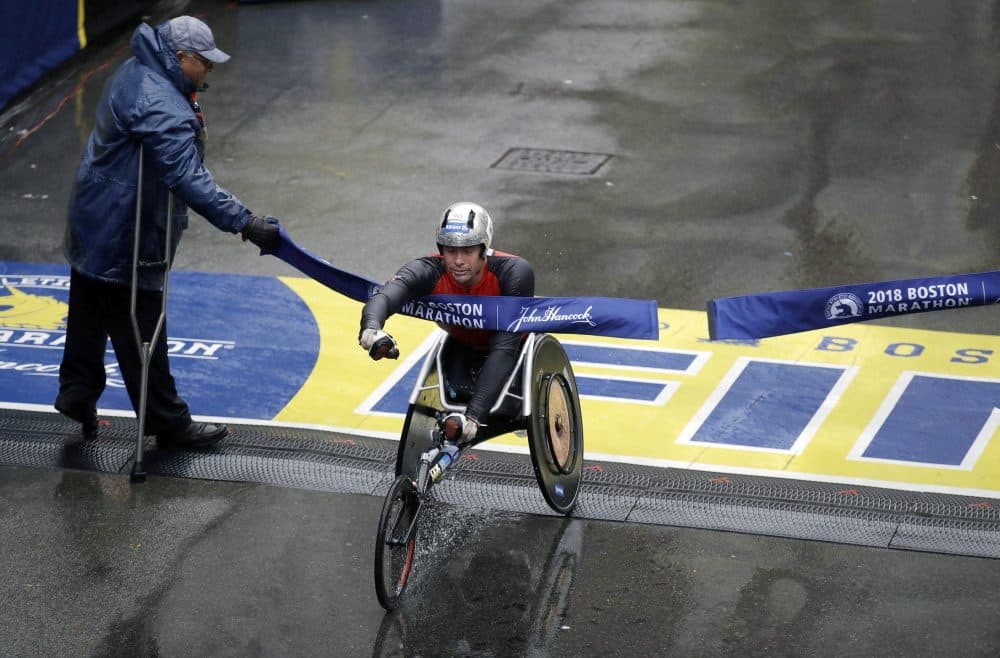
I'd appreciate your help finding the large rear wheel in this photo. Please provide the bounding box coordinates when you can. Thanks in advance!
[527,334,584,515]
[374,475,420,611]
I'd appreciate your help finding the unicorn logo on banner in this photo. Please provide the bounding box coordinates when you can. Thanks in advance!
[0,285,67,330]
[824,293,863,320]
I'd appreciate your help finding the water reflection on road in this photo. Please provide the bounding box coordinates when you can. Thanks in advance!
[372,505,582,657]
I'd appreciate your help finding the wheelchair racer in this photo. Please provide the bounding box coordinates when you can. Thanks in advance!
[359,202,535,442]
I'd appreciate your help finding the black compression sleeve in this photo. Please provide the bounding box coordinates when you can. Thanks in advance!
[359,258,440,332]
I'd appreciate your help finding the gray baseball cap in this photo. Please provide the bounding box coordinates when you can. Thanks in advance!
[167,15,230,63]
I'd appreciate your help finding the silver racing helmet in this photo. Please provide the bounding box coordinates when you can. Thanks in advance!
[436,202,494,252]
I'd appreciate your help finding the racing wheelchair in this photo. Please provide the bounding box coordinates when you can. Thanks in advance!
[374,331,584,611]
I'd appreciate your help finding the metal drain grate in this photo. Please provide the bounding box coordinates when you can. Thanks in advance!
[4,409,1000,559]
[491,147,612,175]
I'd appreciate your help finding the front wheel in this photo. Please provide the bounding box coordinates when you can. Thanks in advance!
[374,475,420,611]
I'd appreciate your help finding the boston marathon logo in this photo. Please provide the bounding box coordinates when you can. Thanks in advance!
[824,283,973,322]
[824,293,863,321]
[0,282,68,330]
[0,278,71,383]
[0,275,233,359]
[0,266,318,419]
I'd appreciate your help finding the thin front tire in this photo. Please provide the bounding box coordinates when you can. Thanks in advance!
[374,475,419,611]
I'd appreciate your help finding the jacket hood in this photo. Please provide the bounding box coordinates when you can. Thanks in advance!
[130,22,197,96]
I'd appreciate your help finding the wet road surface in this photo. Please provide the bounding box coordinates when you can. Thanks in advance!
[2,0,999,655]
[3,465,1000,657]
[4,0,999,330]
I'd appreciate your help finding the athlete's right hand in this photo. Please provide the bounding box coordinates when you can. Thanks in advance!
[442,413,479,443]
[359,328,399,360]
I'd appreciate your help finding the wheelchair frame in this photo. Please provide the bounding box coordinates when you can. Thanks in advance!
[394,330,584,515]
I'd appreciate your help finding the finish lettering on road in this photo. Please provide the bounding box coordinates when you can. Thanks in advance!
[4,267,998,498]
[817,335,993,363]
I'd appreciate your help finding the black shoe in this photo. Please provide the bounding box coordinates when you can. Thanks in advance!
[156,422,228,450]
[55,397,99,440]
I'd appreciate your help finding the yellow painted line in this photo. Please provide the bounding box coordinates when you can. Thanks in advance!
[77,0,87,49]
[274,277,430,432]
[277,276,1000,497]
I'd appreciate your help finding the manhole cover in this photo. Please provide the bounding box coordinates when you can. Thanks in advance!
[491,147,612,175]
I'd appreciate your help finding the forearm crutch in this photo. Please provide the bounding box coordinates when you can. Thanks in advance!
[128,144,173,482]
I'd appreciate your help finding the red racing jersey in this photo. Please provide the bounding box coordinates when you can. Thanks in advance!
[360,250,535,420]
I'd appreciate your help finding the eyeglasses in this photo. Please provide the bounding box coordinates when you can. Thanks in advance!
[183,51,214,71]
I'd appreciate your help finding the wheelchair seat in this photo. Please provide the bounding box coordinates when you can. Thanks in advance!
[417,330,534,423]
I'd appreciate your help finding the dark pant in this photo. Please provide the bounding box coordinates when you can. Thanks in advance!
[57,269,191,435]
[441,340,484,405]
[440,339,523,421]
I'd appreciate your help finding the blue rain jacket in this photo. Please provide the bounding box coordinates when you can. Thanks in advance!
[65,21,251,290]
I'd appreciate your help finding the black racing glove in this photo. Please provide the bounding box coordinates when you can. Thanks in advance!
[242,214,280,255]
[359,328,400,360]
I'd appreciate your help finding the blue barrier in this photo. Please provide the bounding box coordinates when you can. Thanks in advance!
[0,2,152,111]
[0,0,79,109]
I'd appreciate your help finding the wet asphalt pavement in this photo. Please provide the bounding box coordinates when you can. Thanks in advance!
[4,465,1000,657]
[2,0,1000,655]
[4,0,999,330]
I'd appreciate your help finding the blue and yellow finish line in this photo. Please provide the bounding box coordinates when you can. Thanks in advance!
[2,264,998,499]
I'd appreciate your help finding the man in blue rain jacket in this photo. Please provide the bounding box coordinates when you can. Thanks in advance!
[57,15,279,449]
